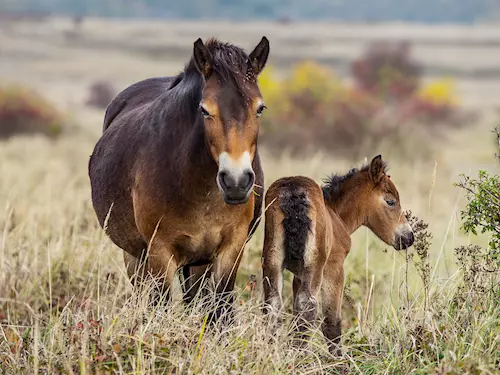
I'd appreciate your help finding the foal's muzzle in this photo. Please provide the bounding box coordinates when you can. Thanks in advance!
[394,224,415,250]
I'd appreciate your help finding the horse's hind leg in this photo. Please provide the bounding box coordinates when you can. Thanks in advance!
[320,254,345,357]
[291,227,328,349]
[293,266,323,329]
[124,240,179,306]
[262,214,285,317]
[123,251,164,306]
[124,250,148,283]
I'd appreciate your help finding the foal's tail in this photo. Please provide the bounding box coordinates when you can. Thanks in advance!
[279,188,312,262]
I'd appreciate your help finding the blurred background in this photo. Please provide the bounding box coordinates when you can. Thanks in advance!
[2,0,500,156]
[0,1,500,373]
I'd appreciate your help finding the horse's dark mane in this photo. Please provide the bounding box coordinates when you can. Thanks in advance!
[185,38,254,92]
[322,161,388,201]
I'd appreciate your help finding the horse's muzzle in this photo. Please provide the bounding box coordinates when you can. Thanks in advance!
[218,169,255,205]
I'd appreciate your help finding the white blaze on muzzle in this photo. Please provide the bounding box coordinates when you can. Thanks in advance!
[219,151,251,171]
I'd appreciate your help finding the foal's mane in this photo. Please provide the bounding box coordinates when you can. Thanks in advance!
[322,160,389,201]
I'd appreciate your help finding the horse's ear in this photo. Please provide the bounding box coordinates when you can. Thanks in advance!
[248,36,270,76]
[369,155,385,184]
[193,38,212,78]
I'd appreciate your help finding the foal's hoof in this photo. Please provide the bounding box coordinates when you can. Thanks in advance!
[329,344,343,358]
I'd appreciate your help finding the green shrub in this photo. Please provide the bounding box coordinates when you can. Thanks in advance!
[454,129,500,302]
[0,85,63,139]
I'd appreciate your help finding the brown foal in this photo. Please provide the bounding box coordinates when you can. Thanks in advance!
[262,155,414,355]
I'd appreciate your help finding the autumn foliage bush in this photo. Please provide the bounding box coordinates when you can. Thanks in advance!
[0,85,63,139]
[351,41,421,101]
[259,42,469,157]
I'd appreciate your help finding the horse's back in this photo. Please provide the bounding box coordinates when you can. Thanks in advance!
[103,76,178,132]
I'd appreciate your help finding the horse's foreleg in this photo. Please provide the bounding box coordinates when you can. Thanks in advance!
[209,231,248,323]
[320,255,345,357]
[182,264,212,304]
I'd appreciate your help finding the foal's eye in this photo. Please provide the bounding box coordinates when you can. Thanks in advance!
[256,104,267,118]
[386,199,396,207]
[200,105,210,118]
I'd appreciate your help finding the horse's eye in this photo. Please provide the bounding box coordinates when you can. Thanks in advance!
[256,105,267,118]
[386,199,396,207]
[200,105,210,118]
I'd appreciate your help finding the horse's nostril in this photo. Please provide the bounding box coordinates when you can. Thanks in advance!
[218,171,231,189]
[218,170,254,192]
[242,171,254,189]
[408,231,415,245]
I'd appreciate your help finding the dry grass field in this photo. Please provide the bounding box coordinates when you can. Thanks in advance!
[0,17,499,374]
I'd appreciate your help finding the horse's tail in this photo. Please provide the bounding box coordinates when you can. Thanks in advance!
[279,187,312,262]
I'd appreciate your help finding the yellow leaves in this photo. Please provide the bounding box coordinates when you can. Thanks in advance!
[258,66,288,113]
[258,66,282,100]
[289,61,345,100]
[418,78,459,106]
[258,61,346,114]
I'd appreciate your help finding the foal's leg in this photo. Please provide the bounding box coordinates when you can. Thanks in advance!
[262,218,285,316]
[293,265,324,330]
[293,223,326,325]
[320,255,345,357]
[292,276,301,303]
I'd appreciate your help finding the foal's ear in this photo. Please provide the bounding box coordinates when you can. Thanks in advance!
[369,155,385,184]
[248,36,270,76]
[193,38,213,78]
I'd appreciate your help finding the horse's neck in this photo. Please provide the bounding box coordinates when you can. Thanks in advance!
[326,192,366,235]
[157,71,218,194]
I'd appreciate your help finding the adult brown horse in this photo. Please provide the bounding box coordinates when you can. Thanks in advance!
[89,37,270,316]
